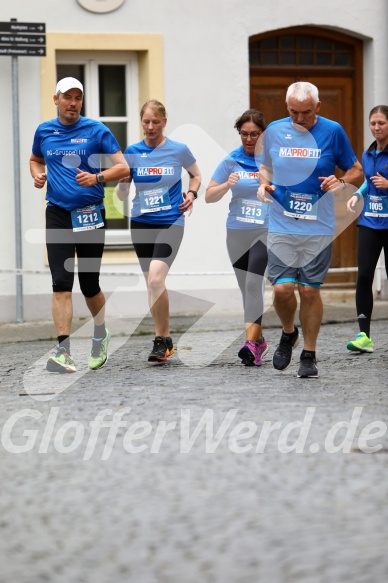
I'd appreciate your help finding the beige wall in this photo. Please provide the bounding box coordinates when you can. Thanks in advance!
[41,32,164,122]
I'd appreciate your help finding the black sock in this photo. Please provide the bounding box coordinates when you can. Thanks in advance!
[58,335,70,353]
[283,327,297,338]
[358,325,370,337]
[93,323,106,340]
[301,349,316,360]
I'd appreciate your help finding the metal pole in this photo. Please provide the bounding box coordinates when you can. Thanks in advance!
[12,54,23,322]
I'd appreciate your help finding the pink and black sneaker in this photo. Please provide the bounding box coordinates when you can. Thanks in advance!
[238,338,268,367]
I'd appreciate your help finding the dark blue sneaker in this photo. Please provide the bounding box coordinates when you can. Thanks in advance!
[297,352,319,378]
[272,327,299,371]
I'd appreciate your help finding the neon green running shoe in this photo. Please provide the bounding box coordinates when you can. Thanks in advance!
[347,332,374,353]
[89,329,110,369]
[46,346,76,373]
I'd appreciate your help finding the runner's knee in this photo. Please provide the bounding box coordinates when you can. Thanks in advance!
[79,276,101,298]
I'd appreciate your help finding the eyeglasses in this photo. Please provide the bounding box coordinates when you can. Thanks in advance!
[239,131,261,139]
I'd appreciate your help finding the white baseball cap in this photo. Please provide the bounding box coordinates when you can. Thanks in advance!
[56,77,84,95]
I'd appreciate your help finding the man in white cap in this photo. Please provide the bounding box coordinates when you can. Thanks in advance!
[30,77,129,373]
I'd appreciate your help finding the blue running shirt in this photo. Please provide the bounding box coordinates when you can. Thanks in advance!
[32,116,122,211]
[262,116,358,235]
[125,138,196,226]
[358,143,388,230]
[211,145,268,229]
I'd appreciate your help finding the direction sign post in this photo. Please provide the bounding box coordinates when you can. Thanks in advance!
[0,19,46,322]
[0,22,45,33]
[0,47,46,56]
[12,54,23,322]
[0,20,46,55]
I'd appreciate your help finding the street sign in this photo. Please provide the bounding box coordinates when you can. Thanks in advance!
[0,34,46,46]
[0,22,46,57]
[0,22,45,33]
[0,46,46,56]
[1,20,47,319]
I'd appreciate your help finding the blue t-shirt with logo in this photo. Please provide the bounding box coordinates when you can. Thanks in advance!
[32,116,121,211]
[262,116,358,235]
[125,137,196,226]
[211,145,268,229]
[358,143,388,230]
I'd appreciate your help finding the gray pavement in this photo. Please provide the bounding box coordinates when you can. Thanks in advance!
[1,293,387,344]
[0,300,388,583]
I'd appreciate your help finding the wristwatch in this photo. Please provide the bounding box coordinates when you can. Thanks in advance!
[96,173,105,184]
[187,189,198,199]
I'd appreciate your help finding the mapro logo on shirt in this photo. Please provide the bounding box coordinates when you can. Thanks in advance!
[237,171,259,179]
[279,147,321,158]
[137,167,175,176]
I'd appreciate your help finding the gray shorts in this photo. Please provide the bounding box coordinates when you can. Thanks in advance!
[267,232,333,287]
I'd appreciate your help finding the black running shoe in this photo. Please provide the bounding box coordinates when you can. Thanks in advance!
[297,352,319,378]
[165,336,175,357]
[272,327,299,371]
[148,336,168,362]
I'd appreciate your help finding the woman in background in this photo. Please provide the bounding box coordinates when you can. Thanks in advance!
[347,104,388,353]
[206,109,269,366]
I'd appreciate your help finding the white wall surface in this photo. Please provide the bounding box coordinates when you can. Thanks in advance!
[1,0,387,321]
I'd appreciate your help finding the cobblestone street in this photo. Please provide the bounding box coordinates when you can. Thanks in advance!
[0,310,388,583]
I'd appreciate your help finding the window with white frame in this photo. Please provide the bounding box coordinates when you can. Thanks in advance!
[57,51,139,247]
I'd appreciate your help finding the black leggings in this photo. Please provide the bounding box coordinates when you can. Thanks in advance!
[356,226,388,336]
[46,205,105,297]
[226,228,268,324]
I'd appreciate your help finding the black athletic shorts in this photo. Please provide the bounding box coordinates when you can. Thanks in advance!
[46,204,105,296]
[130,220,184,272]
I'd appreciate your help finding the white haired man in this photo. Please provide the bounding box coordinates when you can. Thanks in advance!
[257,81,362,378]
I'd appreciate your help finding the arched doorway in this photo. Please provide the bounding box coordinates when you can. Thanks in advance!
[250,27,363,285]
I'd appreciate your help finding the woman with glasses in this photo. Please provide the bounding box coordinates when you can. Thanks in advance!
[205,109,269,367]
